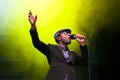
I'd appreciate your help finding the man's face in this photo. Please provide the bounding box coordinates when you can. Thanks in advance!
[58,31,71,44]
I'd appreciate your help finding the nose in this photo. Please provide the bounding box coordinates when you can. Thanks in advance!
[67,34,71,38]
[67,34,71,39]
[68,34,70,36]
[67,33,71,36]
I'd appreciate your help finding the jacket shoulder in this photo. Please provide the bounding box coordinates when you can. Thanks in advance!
[48,44,59,48]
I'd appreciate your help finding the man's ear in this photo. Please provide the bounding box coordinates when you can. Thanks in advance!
[57,36,61,41]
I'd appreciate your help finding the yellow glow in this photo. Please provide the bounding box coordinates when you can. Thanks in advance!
[1,0,116,79]
[25,0,65,26]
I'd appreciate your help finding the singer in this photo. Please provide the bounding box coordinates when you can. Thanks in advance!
[28,11,88,80]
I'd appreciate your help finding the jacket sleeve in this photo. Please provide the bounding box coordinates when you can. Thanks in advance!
[80,45,88,66]
[29,28,49,55]
[74,46,88,66]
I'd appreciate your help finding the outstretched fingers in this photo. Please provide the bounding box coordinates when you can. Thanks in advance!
[28,10,32,17]
[35,15,37,22]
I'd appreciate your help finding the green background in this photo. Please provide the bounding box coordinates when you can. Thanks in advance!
[0,0,120,80]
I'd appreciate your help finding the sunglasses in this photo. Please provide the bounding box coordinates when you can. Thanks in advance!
[63,31,71,35]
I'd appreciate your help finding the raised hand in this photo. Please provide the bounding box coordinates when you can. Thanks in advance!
[28,10,37,26]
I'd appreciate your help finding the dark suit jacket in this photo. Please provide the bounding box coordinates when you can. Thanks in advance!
[30,29,88,80]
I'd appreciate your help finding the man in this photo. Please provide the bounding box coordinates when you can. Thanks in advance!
[28,11,88,80]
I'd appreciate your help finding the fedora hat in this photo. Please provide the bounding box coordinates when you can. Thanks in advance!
[54,28,71,43]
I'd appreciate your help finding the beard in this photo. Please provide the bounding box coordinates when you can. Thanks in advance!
[62,38,71,45]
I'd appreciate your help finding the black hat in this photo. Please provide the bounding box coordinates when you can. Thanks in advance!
[54,28,71,43]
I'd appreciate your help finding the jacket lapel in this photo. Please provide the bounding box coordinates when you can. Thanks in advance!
[68,51,73,61]
[56,45,67,61]
[56,45,74,62]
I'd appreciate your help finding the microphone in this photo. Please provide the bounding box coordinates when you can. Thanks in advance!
[70,34,76,39]
[70,34,86,39]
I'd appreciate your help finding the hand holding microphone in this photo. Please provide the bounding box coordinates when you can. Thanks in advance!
[70,34,86,46]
